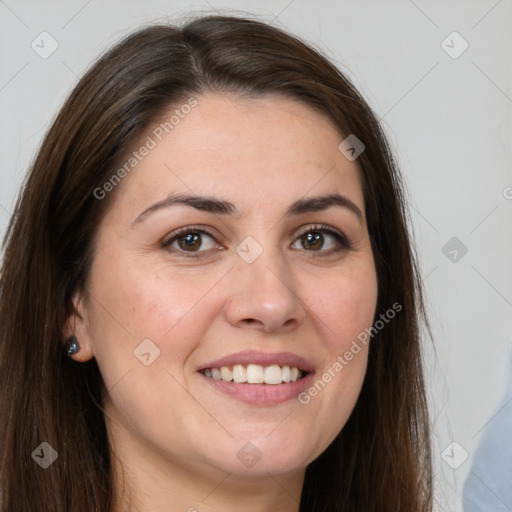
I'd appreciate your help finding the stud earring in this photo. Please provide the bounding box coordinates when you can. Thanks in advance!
[65,336,80,357]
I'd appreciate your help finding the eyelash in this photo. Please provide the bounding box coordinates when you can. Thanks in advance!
[161,224,352,258]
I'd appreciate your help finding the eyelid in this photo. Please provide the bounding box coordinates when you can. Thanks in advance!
[161,225,221,250]
[162,223,352,255]
[294,223,344,239]
[292,223,352,252]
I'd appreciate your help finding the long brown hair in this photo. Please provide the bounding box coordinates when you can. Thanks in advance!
[0,15,432,511]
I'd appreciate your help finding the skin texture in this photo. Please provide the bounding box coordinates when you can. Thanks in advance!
[65,93,378,512]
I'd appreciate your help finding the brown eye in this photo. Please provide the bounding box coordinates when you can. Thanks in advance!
[292,225,351,254]
[176,232,202,251]
[300,231,324,251]
[163,229,218,253]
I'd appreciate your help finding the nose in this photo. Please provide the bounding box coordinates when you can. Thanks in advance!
[224,245,306,333]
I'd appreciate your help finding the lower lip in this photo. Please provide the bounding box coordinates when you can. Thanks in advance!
[199,372,315,406]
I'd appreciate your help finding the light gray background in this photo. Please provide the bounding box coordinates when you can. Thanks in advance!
[1,1,511,510]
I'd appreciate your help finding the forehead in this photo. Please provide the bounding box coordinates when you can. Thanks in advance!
[105,93,364,222]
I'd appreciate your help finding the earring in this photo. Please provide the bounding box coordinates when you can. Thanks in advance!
[65,336,80,357]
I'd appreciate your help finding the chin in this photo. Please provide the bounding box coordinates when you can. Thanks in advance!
[203,431,321,478]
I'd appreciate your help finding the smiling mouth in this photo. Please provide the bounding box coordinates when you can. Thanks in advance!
[200,364,307,385]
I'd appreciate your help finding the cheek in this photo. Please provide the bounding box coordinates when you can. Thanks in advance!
[296,265,377,441]
[307,261,378,352]
[90,253,214,334]
[85,254,228,373]
[298,259,376,403]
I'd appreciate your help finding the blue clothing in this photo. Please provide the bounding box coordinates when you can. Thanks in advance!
[462,338,512,511]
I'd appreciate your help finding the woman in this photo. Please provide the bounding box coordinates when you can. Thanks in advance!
[0,15,432,511]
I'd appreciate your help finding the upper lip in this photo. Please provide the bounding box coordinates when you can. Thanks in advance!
[197,350,315,373]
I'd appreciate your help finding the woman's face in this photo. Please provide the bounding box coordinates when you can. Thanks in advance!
[71,93,378,481]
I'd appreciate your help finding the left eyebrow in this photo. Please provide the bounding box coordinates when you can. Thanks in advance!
[287,193,363,222]
[131,192,364,227]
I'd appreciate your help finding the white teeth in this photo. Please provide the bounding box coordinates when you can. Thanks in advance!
[203,364,304,384]
[264,365,283,385]
[220,366,233,381]
[232,364,247,383]
[246,364,264,384]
